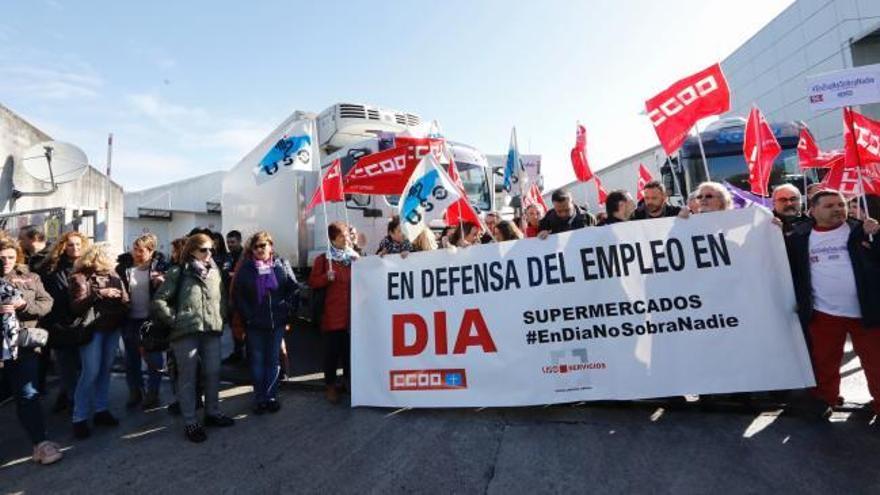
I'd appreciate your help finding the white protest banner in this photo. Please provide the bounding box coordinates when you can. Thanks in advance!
[807,64,880,111]
[351,208,814,408]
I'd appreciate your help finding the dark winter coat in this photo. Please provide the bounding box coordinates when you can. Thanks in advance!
[70,270,130,332]
[538,204,596,235]
[115,251,170,298]
[785,218,880,330]
[232,257,299,331]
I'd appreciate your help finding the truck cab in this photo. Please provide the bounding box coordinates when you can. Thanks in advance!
[661,117,807,200]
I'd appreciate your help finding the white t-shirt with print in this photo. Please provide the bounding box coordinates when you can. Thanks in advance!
[809,223,860,318]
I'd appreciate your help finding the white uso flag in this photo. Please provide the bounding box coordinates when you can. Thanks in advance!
[399,154,461,242]
[253,119,315,178]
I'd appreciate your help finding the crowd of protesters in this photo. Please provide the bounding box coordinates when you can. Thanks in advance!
[2,179,879,465]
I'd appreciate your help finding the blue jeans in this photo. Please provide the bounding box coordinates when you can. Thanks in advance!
[246,327,284,405]
[2,349,47,444]
[122,318,164,394]
[73,330,119,422]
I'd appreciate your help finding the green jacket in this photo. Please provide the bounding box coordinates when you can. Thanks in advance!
[151,263,226,341]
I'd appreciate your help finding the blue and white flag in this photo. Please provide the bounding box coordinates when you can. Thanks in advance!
[503,126,523,194]
[254,119,315,178]
[399,154,461,242]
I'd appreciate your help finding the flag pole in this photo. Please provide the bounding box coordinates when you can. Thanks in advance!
[665,155,679,197]
[693,119,712,182]
[314,121,333,274]
[846,106,873,238]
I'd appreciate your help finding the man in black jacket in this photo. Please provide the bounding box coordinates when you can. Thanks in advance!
[632,181,681,220]
[785,190,880,419]
[537,189,596,239]
[600,190,636,226]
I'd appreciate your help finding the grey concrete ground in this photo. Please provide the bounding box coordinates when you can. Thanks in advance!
[1,335,878,495]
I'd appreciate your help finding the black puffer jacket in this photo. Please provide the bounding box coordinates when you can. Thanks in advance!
[785,218,880,330]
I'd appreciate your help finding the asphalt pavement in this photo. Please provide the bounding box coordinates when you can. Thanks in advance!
[1,334,878,495]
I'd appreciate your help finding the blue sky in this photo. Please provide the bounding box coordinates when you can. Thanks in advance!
[0,0,794,191]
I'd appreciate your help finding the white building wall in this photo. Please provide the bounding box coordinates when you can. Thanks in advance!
[546,146,666,213]
[123,171,224,255]
[722,0,880,151]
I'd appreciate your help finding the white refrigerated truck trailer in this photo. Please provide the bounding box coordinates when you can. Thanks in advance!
[222,103,494,269]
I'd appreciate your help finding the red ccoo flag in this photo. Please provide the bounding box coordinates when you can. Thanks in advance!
[636,163,654,201]
[645,63,730,155]
[522,183,548,214]
[797,127,843,169]
[821,159,880,196]
[444,154,482,227]
[843,107,880,169]
[570,124,593,181]
[306,159,344,211]
[595,176,608,206]
[743,106,781,197]
[343,137,444,195]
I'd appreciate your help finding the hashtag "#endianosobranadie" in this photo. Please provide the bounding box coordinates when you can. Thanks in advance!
[522,294,740,345]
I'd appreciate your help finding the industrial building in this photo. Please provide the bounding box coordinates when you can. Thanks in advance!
[123,171,224,255]
[0,103,123,252]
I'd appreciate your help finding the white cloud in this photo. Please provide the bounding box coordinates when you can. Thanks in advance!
[0,65,103,100]
[125,92,269,158]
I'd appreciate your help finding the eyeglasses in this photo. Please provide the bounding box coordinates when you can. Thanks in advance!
[696,194,716,200]
[254,243,270,249]
[198,247,214,254]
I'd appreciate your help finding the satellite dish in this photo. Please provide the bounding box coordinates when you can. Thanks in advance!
[21,141,89,185]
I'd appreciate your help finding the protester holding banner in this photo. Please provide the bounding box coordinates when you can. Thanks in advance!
[481,212,500,243]
[600,190,636,226]
[537,189,596,239]
[493,220,524,242]
[447,222,481,248]
[695,182,733,212]
[771,184,809,234]
[523,204,543,238]
[233,231,299,414]
[308,222,358,404]
[785,190,880,419]
[153,234,234,443]
[376,216,413,257]
[412,230,438,252]
[632,181,681,220]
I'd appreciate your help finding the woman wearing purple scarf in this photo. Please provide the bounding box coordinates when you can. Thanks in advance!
[232,231,299,414]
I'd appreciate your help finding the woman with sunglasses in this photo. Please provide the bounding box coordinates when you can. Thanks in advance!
[232,231,298,414]
[153,233,234,443]
[694,182,733,213]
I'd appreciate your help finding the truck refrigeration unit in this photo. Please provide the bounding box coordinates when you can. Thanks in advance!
[222,103,494,270]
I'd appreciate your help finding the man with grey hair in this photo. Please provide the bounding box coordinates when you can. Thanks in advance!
[772,183,808,234]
